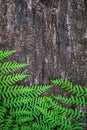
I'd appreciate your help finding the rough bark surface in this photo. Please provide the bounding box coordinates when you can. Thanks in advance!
[0,1,87,87]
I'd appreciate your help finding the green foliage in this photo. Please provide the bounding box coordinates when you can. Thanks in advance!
[0,50,86,130]
[51,78,87,106]
[0,50,52,130]
[0,61,29,74]
[0,50,16,61]
[51,94,86,106]
[51,78,87,129]
[51,78,85,97]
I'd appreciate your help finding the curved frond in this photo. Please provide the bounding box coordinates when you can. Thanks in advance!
[51,94,86,106]
[51,78,85,97]
[1,85,51,108]
[0,62,30,74]
[0,74,30,86]
[0,50,16,61]
[0,115,13,130]
[0,106,7,122]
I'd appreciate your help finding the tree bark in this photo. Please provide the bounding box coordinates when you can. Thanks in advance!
[0,0,87,87]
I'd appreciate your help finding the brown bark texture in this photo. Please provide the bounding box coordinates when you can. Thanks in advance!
[0,0,87,87]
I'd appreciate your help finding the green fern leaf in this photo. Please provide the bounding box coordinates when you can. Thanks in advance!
[20,125,32,130]
[10,108,32,117]
[11,124,19,130]
[72,121,83,130]
[51,78,85,97]
[0,74,30,86]
[0,50,16,61]
[51,94,86,106]
[1,85,51,108]
[16,116,33,124]
[0,61,30,74]
[0,106,7,122]
[84,87,87,96]
[0,115,13,130]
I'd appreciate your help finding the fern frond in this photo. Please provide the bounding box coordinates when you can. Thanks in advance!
[31,96,84,125]
[71,121,83,130]
[10,108,32,117]
[0,115,13,130]
[84,87,87,96]
[11,124,19,130]
[31,121,51,130]
[74,85,85,97]
[20,125,32,130]
[51,78,85,97]
[2,85,51,108]
[51,94,86,106]
[45,96,85,120]
[0,61,30,74]
[16,116,33,125]
[0,106,6,122]
[34,97,70,129]
[28,85,51,98]
[0,74,30,86]
[0,50,16,61]
[36,105,72,130]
